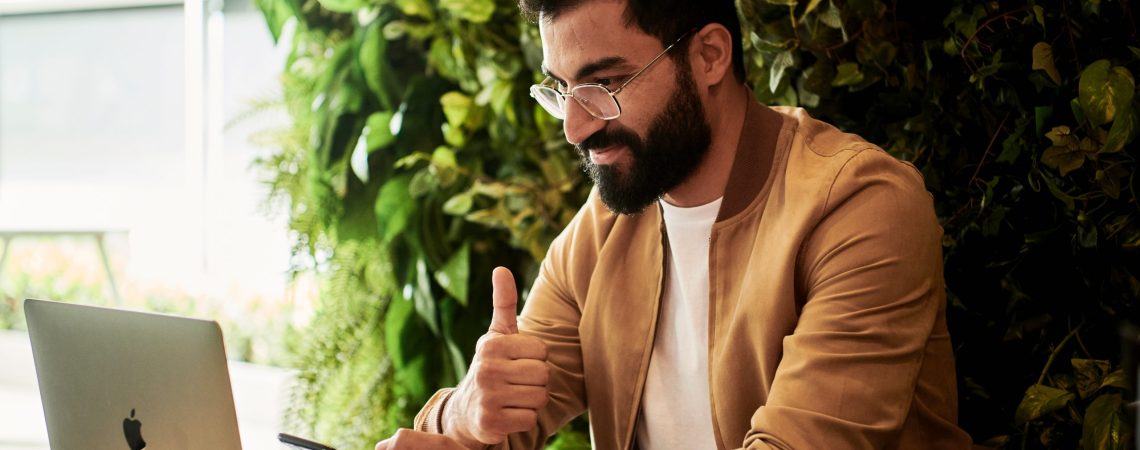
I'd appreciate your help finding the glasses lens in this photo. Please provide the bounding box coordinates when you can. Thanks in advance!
[530,85,566,119]
[573,85,620,120]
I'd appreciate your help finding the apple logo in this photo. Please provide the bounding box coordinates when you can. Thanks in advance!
[122,408,147,450]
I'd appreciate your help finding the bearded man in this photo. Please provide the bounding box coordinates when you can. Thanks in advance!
[376,0,973,448]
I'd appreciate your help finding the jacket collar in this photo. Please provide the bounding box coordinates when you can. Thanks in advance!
[715,96,784,222]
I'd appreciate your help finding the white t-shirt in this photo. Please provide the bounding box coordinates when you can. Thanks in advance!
[635,197,723,450]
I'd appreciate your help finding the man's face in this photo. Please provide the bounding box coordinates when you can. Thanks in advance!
[539,1,712,214]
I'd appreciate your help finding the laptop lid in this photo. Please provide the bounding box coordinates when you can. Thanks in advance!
[24,299,242,450]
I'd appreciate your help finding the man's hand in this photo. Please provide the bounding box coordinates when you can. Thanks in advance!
[443,267,550,447]
[375,429,466,450]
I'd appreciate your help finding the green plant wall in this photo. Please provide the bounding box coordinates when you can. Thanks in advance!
[253,0,1138,448]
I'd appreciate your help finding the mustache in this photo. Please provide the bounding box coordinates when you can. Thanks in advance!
[575,125,641,156]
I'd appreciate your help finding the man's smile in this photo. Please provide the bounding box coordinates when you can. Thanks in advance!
[588,145,626,165]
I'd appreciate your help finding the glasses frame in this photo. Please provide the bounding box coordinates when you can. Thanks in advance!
[529,28,697,121]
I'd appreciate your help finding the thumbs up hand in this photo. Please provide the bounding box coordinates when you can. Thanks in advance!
[488,267,520,335]
[442,267,550,448]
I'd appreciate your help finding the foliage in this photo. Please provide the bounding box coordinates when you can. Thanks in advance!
[253,0,585,446]
[739,0,1138,447]
[254,0,1138,448]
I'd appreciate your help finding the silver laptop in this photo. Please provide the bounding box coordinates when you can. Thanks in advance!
[25,298,243,450]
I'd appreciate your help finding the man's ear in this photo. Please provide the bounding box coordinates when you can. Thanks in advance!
[688,23,735,88]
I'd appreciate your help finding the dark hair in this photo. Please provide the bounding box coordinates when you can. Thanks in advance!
[519,0,746,82]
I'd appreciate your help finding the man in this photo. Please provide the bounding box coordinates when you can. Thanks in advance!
[376,0,973,448]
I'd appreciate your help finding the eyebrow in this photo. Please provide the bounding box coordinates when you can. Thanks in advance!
[542,56,632,84]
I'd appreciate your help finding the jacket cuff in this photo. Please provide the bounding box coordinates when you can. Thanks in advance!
[415,388,456,434]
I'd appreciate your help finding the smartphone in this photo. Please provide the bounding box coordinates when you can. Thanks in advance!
[278,432,337,450]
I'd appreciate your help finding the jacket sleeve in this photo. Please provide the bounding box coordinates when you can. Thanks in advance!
[741,149,949,449]
[413,193,599,449]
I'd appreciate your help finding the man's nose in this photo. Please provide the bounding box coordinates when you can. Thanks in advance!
[562,97,605,146]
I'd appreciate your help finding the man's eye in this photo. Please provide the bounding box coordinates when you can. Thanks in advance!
[594,78,614,86]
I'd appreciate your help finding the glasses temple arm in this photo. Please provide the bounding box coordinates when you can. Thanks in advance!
[611,29,696,95]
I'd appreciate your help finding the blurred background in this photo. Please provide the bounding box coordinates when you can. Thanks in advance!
[1,0,1137,449]
[0,1,310,448]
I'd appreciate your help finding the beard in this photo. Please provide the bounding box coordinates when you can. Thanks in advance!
[575,62,713,215]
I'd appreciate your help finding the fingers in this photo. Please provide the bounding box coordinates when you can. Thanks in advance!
[501,359,550,386]
[488,267,518,335]
[497,384,550,409]
[477,333,547,361]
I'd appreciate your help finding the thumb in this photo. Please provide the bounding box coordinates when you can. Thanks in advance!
[488,266,518,335]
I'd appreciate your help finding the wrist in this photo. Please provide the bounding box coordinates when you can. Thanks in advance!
[441,390,487,450]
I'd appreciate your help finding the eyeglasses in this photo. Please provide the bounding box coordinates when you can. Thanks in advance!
[529,29,696,121]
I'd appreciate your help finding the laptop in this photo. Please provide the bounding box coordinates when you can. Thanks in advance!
[24,298,243,450]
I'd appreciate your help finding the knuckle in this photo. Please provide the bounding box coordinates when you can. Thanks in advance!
[474,363,503,387]
[389,429,408,447]
[481,336,505,356]
[535,341,549,360]
[477,410,498,433]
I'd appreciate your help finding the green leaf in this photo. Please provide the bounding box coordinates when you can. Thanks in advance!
[364,111,396,152]
[360,21,396,110]
[803,0,824,17]
[443,191,475,215]
[997,118,1028,163]
[832,62,865,87]
[769,50,795,93]
[1032,42,1062,84]
[384,293,416,369]
[442,122,466,147]
[395,0,434,18]
[1079,60,1136,126]
[1045,125,1079,148]
[1081,393,1127,450]
[819,0,844,35]
[1042,145,1086,176]
[1100,369,1128,390]
[442,330,468,382]
[413,258,440,336]
[432,146,458,169]
[439,0,495,23]
[1097,169,1122,199]
[440,91,474,128]
[856,40,897,69]
[409,170,440,197]
[316,0,365,14]
[1102,106,1134,153]
[546,429,593,450]
[255,0,300,43]
[375,176,414,243]
[434,241,470,306]
[802,61,836,96]
[1015,384,1075,424]
[1072,358,1111,399]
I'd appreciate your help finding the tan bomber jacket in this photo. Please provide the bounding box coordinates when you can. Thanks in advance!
[415,99,974,449]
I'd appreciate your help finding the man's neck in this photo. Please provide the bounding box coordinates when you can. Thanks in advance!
[662,82,750,208]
